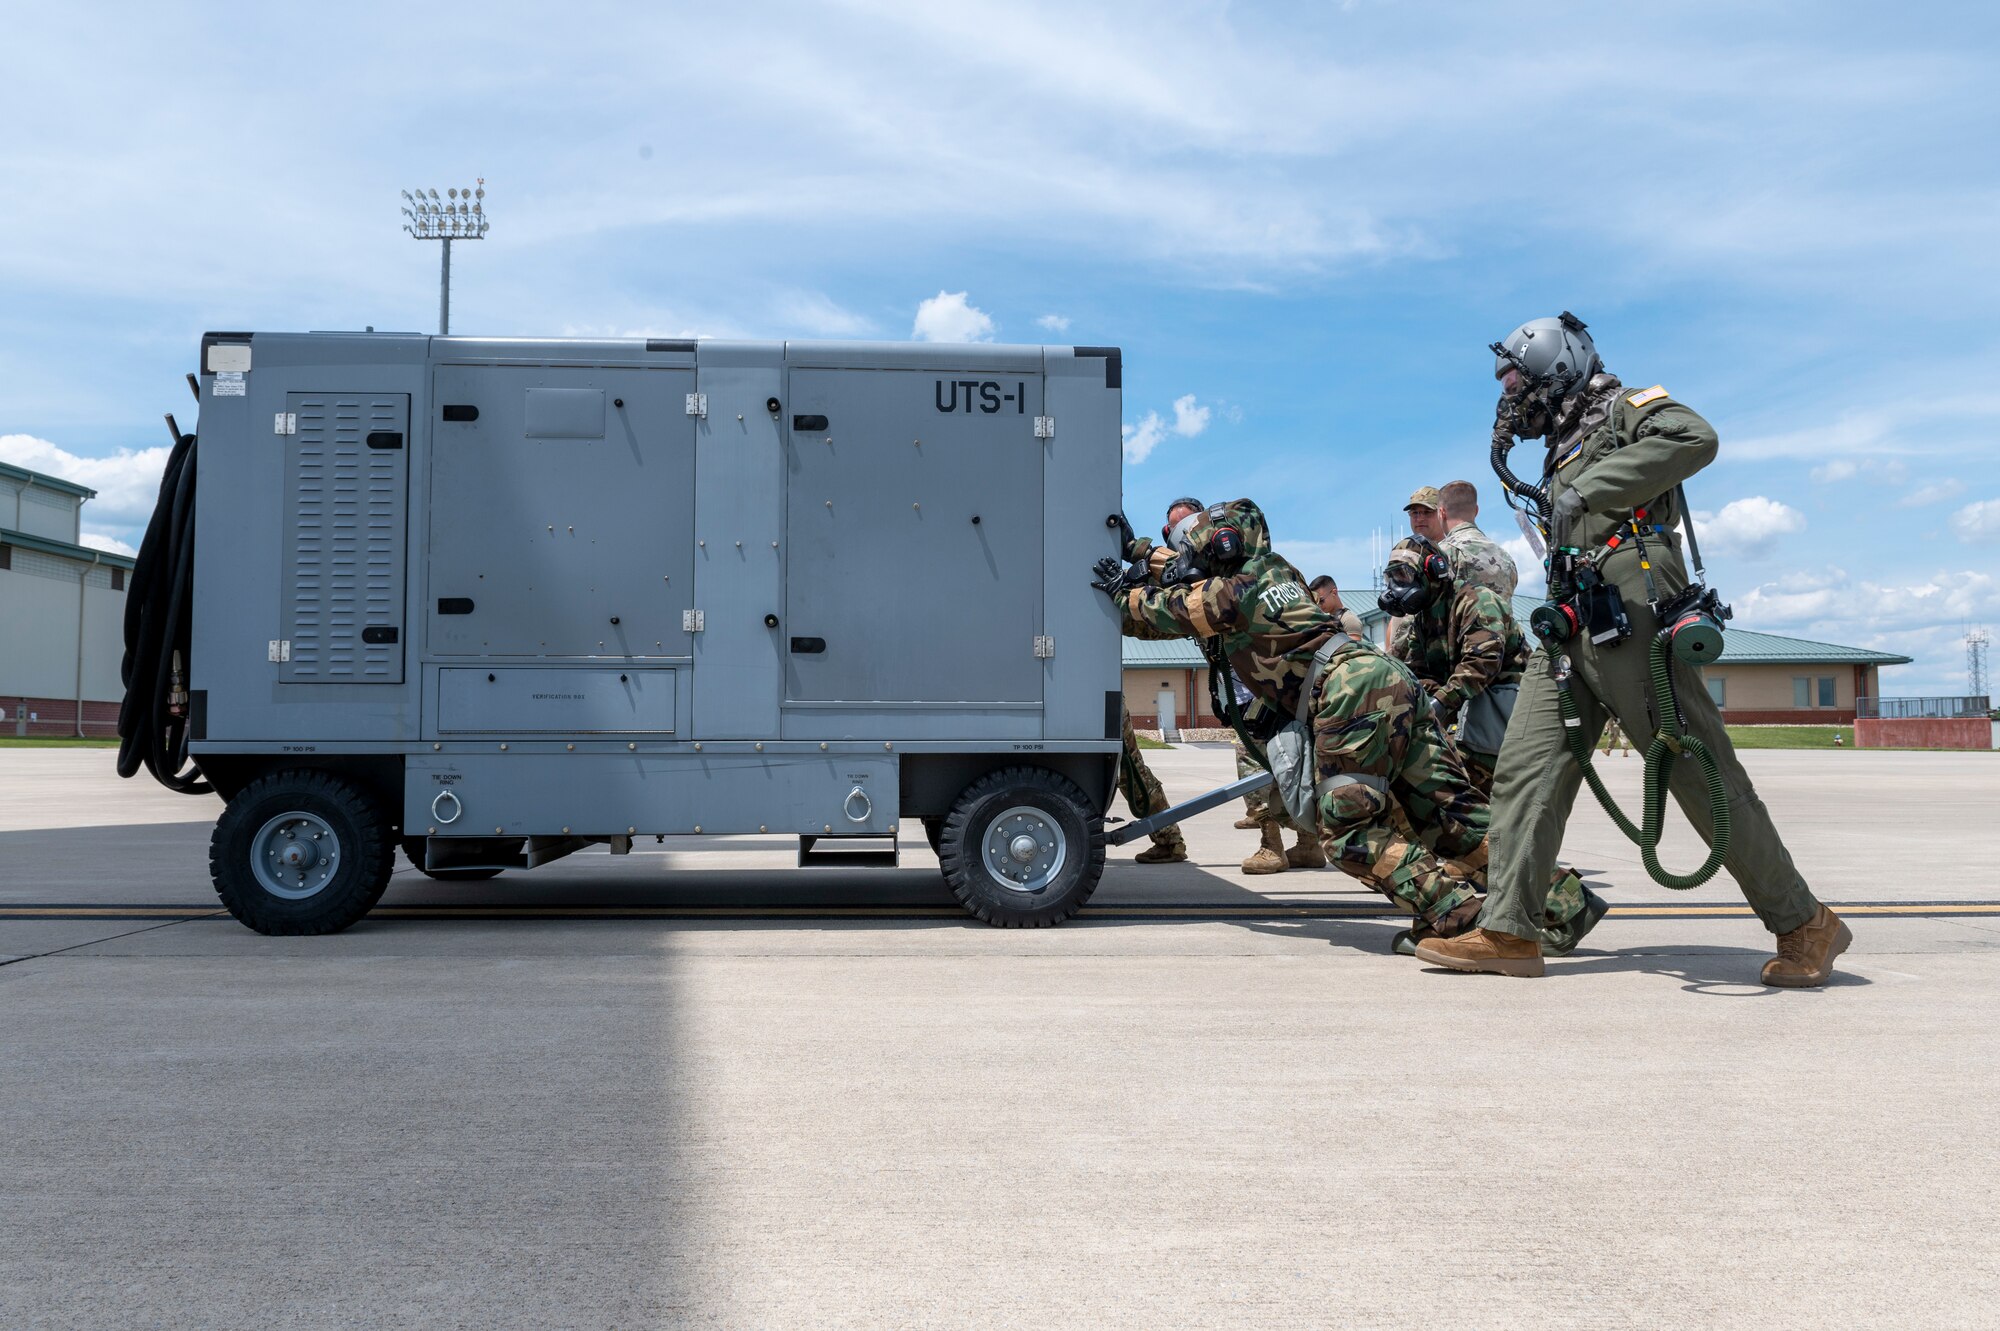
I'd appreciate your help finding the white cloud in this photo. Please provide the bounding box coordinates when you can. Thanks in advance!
[1689,496,1807,559]
[1950,498,2000,542]
[772,290,873,337]
[1122,412,1166,464]
[1169,394,1211,438]
[1035,313,1071,332]
[1501,534,1546,599]
[1735,566,2000,637]
[1121,393,1213,464]
[78,531,137,557]
[1898,478,1964,507]
[0,434,169,535]
[1809,459,1857,483]
[911,291,995,343]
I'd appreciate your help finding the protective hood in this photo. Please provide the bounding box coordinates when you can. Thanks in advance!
[1377,536,1452,617]
[1171,498,1272,573]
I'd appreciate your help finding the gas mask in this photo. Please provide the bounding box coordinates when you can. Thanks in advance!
[1376,537,1452,616]
[1498,373,1559,441]
[1165,506,1244,563]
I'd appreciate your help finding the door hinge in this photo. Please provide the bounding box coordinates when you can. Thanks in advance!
[686,393,708,418]
[268,639,292,662]
[1033,416,1055,439]
[1033,635,1055,658]
[273,413,297,435]
[682,609,705,632]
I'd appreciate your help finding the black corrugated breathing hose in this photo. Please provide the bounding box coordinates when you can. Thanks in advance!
[116,428,210,793]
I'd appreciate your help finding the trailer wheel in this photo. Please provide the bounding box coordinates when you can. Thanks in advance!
[400,837,503,882]
[209,769,394,935]
[939,766,1104,927]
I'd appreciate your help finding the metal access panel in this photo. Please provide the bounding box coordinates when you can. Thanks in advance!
[405,751,899,837]
[426,364,695,658]
[782,367,1044,705]
[691,351,786,739]
[437,667,678,733]
[279,392,410,683]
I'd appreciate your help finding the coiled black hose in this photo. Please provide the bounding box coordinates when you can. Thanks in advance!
[1490,421,1549,527]
[116,429,210,793]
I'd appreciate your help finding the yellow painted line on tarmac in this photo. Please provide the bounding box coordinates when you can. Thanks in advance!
[3,902,1999,921]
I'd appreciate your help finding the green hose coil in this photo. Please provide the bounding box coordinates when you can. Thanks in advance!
[1556,636,1732,890]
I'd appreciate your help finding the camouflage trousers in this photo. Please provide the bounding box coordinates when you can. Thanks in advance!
[1308,653,1489,925]
[1119,708,1185,854]
[1459,746,1498,798]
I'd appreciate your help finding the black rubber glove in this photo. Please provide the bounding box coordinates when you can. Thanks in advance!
[1110,511,1141,560]
[1091,556,1147,600]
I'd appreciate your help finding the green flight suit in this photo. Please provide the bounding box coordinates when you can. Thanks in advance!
[1481,375,1822,941]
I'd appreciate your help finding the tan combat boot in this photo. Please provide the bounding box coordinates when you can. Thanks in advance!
[1285,833,1326,869]
[1241,823,1288,875]
[1391,896,1483,956]
[1233,814,1260,830]
[1761,904,1852,987]
[1413,927,1545,977]
[1134,838,1187,865]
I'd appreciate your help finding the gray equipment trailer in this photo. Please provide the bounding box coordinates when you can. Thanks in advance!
[122,332,1137,934]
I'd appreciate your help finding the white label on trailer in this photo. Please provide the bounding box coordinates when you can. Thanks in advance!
[213,372,246,397]
[206,343,252,373]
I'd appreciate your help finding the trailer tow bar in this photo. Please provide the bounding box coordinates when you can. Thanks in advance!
[1104,771,1274,847]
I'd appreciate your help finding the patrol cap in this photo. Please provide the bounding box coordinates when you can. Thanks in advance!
[1404,486,1442,512]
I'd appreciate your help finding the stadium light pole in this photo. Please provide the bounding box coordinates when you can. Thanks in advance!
[401,180,490,334]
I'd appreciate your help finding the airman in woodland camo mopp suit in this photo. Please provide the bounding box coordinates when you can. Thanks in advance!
[1382,535,1528,796]
[1099,499,1487,939]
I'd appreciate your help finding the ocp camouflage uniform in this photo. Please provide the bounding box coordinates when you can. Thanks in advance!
[1121,500,1485,926]
[1438,521,1519,600]
[1392,581,1528,795]
[1117,705,1185,857]
[1480,375,1822,942]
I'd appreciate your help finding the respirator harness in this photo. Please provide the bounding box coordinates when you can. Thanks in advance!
[1376,536,1452,618]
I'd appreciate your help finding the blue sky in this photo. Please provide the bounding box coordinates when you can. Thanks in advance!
[3,1,1996,694]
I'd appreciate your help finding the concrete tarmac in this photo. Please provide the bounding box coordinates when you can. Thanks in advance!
[3,745,1998,1329]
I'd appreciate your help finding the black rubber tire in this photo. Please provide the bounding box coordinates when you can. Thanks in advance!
[922,817,945,857]
[400,837,503,882]
[938,766,1104,927]
[210,769,394,935]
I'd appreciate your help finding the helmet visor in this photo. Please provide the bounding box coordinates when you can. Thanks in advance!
[1499,365,1525,396]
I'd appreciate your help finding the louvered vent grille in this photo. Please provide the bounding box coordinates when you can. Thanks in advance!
[281,393,408,683]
